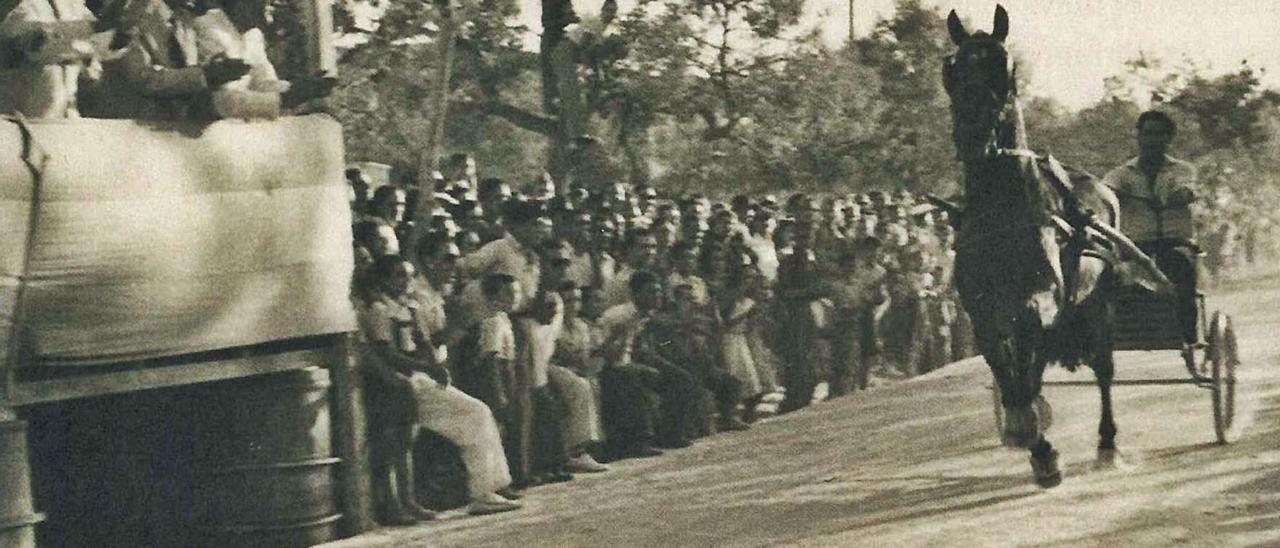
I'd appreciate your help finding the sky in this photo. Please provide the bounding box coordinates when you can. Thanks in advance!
[515,0,1280,111]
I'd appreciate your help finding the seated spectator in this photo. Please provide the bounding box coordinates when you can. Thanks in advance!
[599,271,702,457]
[0,0,102,118]
[548,283,608,472]
[453,273,520,427]
[655,283,750,432]
[358,256,521,519]
[80,0,250,119]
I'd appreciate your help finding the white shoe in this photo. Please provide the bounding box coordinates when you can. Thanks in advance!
[469,493,521,515]
[567,453,609,473]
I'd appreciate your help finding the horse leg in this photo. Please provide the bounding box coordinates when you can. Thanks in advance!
[1093,351,1127,469]
[992,337,1041,449]
[1028,435,1062,488]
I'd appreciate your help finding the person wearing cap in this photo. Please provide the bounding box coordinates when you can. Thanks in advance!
[637,185,659,218]
[442,153,478,198]
[524,173,558,202]
[457,201,550,305]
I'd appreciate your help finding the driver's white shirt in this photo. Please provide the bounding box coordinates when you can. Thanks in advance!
[1102,155,1197,242]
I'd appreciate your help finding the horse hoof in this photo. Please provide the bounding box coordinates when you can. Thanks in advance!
[1030,449,1063,488]
[1094,448,1132,471]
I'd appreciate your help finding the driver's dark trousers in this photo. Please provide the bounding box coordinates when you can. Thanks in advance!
[1137,239,1200,342]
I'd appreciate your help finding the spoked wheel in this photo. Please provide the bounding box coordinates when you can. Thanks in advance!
[1207,311,1239,444]
[992,388,1053,446]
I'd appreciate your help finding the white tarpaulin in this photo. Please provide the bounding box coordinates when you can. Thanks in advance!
[0,115,356,366]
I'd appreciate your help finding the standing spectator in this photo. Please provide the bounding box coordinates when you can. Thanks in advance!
[829,239,889,396]
[774,246,826,413]
[442,153,478,199]
[366,185,407,256]
[599,227,659,310]
[666,240,710,307]
[454,201,551,327]
[716,257,766,425]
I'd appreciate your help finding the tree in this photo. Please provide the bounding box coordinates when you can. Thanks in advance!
[850,0,956,194]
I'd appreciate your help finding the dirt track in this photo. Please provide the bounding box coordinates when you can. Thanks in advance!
[324,275,1280,548]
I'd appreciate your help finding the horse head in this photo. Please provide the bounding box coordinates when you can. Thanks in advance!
[942,5,1019,165]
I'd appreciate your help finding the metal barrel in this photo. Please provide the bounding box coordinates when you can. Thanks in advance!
[196,367,341,548]
[0,420,44,548]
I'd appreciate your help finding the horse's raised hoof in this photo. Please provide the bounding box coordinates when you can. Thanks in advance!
[1030,448,1063,488]
[1003,405,1040,449]
[1094,448,1133,471]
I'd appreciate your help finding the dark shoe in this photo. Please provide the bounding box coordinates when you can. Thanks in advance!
[547,469,574,483]
[656,437,692,449]
[623,445,664,458]
[495,486,522,500]
[382,512,419,526]
[404,503,437,521]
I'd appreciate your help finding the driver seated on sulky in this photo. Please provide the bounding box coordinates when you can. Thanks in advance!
[1102,110,1200,341]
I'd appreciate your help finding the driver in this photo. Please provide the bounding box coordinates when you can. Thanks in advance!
[1102,110,1199,342]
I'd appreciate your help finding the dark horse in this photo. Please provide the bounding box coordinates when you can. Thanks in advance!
[943,5,1124,487]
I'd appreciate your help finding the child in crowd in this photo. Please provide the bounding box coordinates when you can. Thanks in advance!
[454,273,520,433]
[357,255,438,525]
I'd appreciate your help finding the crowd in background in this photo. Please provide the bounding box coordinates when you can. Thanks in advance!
[348,150,1272,525]
[347,152,986,524]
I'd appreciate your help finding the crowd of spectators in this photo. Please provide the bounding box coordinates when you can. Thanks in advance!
[348,153,979,524]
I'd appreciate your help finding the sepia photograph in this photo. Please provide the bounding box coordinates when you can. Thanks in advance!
[0,0,1276,546]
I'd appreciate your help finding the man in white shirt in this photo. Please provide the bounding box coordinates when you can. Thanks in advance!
[453,201,552,327]
[599,227,659,310]
[1102,110,1200,341]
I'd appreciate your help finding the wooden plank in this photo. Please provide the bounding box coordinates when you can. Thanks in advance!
[5,348,329,406]
[328,333,375,535]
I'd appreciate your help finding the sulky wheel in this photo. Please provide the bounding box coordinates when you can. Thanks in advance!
[1208,311,1239,444]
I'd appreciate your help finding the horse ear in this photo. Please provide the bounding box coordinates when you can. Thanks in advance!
[992,4,1009,42]
[946,10,968,45]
